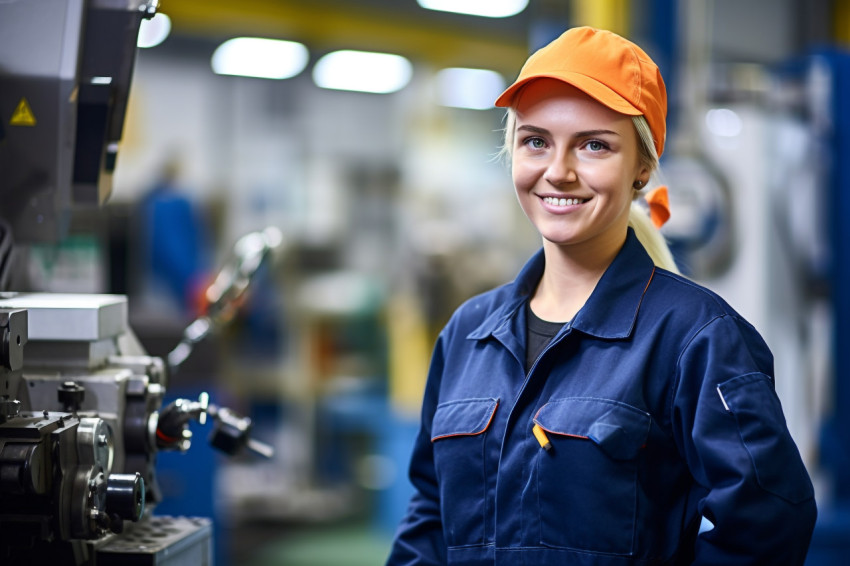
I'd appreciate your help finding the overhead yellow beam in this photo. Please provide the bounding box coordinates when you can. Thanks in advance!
[837,0,850,46]
[571,0,630,36]
[162,0,529,75]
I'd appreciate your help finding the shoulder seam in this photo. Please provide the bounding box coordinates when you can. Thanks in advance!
[652,269,728,310]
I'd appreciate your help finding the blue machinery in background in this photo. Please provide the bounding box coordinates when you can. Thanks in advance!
[641,1,850,560]
[808,48,850,566]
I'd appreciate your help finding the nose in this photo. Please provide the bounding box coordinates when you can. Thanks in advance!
[544,151,577,186]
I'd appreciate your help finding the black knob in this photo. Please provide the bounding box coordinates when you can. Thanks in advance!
[105,472,145,522]
[209,407,251,455]
[58,381,85,412]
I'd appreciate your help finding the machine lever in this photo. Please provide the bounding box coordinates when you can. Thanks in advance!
[155,394,273,458]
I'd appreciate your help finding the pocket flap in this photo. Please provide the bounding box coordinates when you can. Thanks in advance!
[431,398,499,442]
[534,398,651,460]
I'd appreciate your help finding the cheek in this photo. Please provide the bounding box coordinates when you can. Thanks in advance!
[580,162,633,196]
[511,160,539,193]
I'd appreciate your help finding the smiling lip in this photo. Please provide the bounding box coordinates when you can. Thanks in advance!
[538,194,590,213]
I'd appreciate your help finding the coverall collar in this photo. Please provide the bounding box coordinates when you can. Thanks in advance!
[467,228,656,342]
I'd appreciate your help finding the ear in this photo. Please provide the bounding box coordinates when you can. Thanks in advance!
[635,164,651,187]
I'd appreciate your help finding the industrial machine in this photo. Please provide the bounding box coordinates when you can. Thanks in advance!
[0,1,277,564]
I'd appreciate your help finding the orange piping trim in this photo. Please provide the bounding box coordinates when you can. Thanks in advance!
[643,267,656,295]
[533,405,591,441]
[431,401,499,442]
[537,424,589,441]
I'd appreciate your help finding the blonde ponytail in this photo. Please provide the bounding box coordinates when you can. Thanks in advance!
[628,202,679,273]
[629,116,679,273]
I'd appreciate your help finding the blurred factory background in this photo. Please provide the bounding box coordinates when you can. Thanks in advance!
[3,0,850,564]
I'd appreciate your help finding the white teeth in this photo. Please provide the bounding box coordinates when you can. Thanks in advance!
[544,197,585,206]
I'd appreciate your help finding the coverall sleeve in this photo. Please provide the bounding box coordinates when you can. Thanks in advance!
[385,334,447,566]
[672,315,817,565]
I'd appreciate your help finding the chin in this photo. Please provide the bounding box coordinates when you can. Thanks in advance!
[534,220,584,244]
[540,232,583,247]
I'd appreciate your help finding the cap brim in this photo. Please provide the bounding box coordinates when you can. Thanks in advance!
[494,72,642,117]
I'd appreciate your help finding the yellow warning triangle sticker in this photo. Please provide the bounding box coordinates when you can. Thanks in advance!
[10,97,37,126]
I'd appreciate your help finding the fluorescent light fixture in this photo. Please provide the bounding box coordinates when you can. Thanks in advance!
[417,0,528,18]
[705,108,743,137]
[137,12,171,48]
[313,50,413,94]
[211,37,309,80]
[437,67,505,110]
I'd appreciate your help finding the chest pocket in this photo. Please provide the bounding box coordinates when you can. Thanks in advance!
[432,397,499,441]
[533,397,651,555]
[431,397,499,547]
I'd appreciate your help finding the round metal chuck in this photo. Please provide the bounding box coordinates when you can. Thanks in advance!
[106,472,146,524]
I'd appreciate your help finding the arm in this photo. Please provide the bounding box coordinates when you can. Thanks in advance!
[385,335,448,566]
[672,315,817,565]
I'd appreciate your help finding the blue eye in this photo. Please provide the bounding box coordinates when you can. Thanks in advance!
[587,140,606,151]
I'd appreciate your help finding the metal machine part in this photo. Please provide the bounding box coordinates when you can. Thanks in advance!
[0,308,27,413]
[0,289,273,564]
[156,395,274,459]
[97,516,213,566]
[205,226,284,324]
[0,0,159,244]
[1,1,279,563]
[0,301,151,563]
[167,226,284,373]
[0,408,144,559]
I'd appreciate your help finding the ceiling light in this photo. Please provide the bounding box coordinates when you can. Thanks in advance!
[211,37,309,80]
[417,0,528,18]
[312,50,413,94]
[436,68,505,110]
[705,108,743,137]
[137,12,171,48]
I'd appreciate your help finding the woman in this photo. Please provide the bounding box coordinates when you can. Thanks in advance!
[386,27,816,565]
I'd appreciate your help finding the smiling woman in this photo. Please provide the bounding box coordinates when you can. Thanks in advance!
[509,80,645,286]
[385,26,817,566]
[499,101,675,275]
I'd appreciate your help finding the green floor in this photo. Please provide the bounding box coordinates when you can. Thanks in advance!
[238,522,393,566]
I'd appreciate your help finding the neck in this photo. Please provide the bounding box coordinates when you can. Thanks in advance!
[530,229,627,322]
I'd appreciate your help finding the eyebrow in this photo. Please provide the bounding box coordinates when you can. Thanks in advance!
[516,125,621,139]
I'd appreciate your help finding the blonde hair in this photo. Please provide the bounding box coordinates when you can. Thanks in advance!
[628,116,679,273]
[501,109,679,273]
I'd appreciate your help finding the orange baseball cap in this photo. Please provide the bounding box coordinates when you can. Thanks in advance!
[495,26,668,157]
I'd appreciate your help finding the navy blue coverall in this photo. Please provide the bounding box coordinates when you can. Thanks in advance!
[386,229,817,565]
